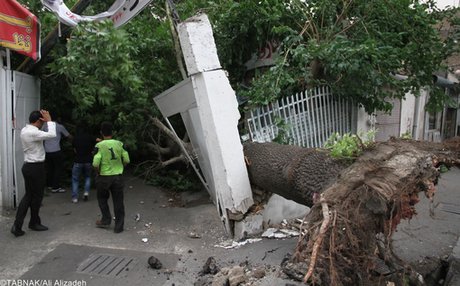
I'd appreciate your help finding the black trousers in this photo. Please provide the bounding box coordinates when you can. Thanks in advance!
[45,150,63,189]
[14,162,46,228]
[96,175,125,232]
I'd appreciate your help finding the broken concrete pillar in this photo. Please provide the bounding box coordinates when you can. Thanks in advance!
[154,14,253,235]
[177,13,221,75]
[233,213,264,241]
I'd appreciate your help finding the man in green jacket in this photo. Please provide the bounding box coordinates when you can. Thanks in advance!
[93,122,130,233]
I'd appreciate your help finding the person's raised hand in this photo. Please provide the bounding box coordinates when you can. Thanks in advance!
[40,110,52,122]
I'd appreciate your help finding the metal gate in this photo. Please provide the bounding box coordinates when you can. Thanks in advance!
[246,86,357,148]
[0,57,40,208]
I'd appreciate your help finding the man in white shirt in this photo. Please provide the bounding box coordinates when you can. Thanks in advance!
[11,110,56,237]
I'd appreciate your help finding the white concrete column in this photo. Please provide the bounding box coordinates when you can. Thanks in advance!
[179,14,253,233]
[178,14,221,75]
[155,14,253,235]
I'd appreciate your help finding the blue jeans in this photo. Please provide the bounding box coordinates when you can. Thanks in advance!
[72,163,92,199]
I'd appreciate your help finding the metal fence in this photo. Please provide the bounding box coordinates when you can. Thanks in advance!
[246,86,357,148]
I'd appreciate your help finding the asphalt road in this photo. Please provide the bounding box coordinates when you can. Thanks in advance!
[1,167,459,285]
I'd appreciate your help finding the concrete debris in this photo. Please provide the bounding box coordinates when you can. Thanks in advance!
[262,194,310,226]
[210,273,228,286]
[214,238,262,249]
[199,257,219,275]
[188,232,201,239]
[137,230,149,236]
[228,266,247,286]
[134,213,140,222]
[279,229,300,236]
[141,238,148,243]
[148,256,162,269]
[139,200,144,204]
[199,264,271,286]
[250,267,266,279]
[261,228,299,239]
[234,213,264,241]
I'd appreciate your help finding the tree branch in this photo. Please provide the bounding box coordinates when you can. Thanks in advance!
[159,154,187,167]
[145,142,172,155]
[165,0,187,80]
[149,116,195,156]
[303,195,330,283]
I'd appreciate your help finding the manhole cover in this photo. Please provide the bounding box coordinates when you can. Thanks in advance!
[77,253,137,277]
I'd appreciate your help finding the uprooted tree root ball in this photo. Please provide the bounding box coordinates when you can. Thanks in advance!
[244,138,460,285]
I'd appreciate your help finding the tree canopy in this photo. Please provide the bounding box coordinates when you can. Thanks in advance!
[208,0,459,112]
[10,0,460,155]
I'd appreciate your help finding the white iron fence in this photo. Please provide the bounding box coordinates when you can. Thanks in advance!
[246,86,357,148]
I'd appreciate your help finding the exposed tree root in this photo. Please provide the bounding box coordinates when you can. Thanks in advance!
[304,194,330,283]
[245,137,460,285]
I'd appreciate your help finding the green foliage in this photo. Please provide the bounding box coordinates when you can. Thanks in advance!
[325,132,363,159]
[272,116,292,145]
[40,6,181,149]
[146,169,203,192]
[359,129,377,145]
[9,0,460,186]
[401,131,413,140]
[209,0,303,85]
[208,0,459,113]
[425,86,460,113]
[45,20,145,148]
[325,129,376,158]
[12,0,460,121]
[439,164,449,173]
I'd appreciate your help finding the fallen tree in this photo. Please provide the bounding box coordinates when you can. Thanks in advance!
[243,138,460,285]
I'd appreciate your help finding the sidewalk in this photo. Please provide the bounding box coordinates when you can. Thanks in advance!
[0,168,459,285]
[392,167,460,284]
[0,175,302,285]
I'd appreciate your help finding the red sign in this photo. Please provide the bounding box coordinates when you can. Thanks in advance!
[0,0,40,61]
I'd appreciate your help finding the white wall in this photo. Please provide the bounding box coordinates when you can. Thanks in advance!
[413,90,429,140]
[400,93,416,137]
[0,65,13,209]
[356,91,428,141]
[0,66,4,208]
[13,71,41,203]
[356,107,375,136]
[0,66,40,209]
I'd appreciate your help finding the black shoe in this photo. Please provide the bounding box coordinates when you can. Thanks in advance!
[11,225,25,237]
[96,220,110,228]
[29,224,49,231]
[83,194,88,202]
[114,228,124,233]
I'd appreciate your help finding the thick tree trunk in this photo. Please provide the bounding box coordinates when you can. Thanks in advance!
[243,138,460,285]
[244,142,350,207]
